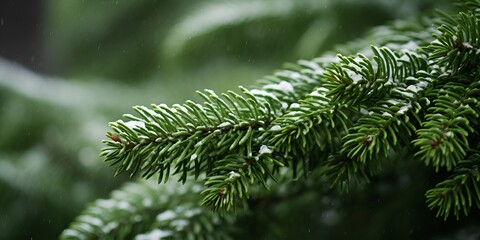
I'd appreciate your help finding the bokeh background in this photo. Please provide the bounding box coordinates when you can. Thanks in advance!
[0,0,466,239]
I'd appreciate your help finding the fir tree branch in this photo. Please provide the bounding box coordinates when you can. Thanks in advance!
[426,153,480,220]
[97,0,480,220]
[60,179,236,240]
[427,9,480,74]
[413,80,479,171]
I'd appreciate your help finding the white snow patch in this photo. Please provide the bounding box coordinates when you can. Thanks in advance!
[401,41,419,52]
[97,200,117,209]
[142,198,153,207]
[102,221,118,234]
[270,125,282,131]
[184,208,202,218]
[399,90,414,98]
[399,54,410,61]
[345,69,363,84]
[463,42,473,48]
[299,60,320,69]
[290,103,300,109]
[315,55,340,64]
[309,90,323,97]
[123,120,145,129]
[156,210,176,221]
[218,122,231,128]
[385,78,394,86]
[62,229,82,238]
[314,69,326,75]
[250,89,277,99]
[288,72,301,79]
[171,219,189,231]
[194,140,204,148]
[228,171,240,179]
[382,112,393,117]
[360,108,369,114]
[387,99,400,105]
[264,81,294,93]
[117,201,134,212]
[135,229,172,240]
[81,216,102,226]
[406,85,420,93]
[259,145,273,155]
[445,131,454,138]
[397,104,411,115]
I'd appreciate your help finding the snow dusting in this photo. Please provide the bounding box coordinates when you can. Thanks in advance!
[97,200,117,209]
[397,104,411,115]
[406,85,420,93]
[270,125,282,131]
[382,112,393,117]
[81,216,102,226]
[290,103,300,109]
[218,122,231,128]
[387,99,400,105]
[194,140,204,148]
[309,90,323,97]
[142,198,153,207]
[135,229,172,240]
[345,68,363,84]
[400,41,419,52]
[123,120,145,129]
[250,89,278,99]
[264,81,294,93]
[259,145,273,155]
[156,210,176,221]
[228,171,240,179]
[117,201,134,212]
[102,222,118,234]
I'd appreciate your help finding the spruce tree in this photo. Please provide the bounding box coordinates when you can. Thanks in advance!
[61,1,480,239]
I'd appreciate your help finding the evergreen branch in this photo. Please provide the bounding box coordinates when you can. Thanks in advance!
[321,154,371,192]
[201,148,282,212]
[60,179,235,240]
[101,88,277,182]
[268,86,350,159]
[102,63,324,211]
[427,9,480,74]
[413,80,479,171]
[339,47,430,162]
[426,153,480,220]
[95,0,480,221]
[325,46,427,106]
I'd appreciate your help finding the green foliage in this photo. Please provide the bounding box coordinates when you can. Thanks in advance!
[61,179,235,240]
[426,153,480,220]
[101,0,480,215]
[62,0,480,239]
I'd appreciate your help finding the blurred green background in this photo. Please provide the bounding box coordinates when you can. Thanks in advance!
[0,0,468,239]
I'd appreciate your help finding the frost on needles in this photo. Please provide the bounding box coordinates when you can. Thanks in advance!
[62,1,480,239]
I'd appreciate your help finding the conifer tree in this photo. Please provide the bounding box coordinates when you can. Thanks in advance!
[62,1,480,239]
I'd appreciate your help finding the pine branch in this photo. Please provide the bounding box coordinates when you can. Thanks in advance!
[426,153,480,220]
[60,179,236,239]
[98,0,480,222]
[427,9,480,74]
[413,79,479,171]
